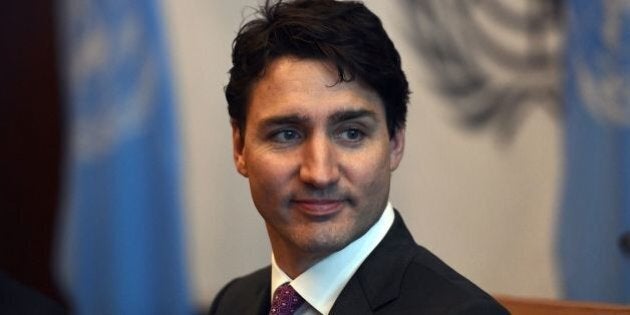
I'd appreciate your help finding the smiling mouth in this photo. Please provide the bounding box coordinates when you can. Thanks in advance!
[291,199,344,217]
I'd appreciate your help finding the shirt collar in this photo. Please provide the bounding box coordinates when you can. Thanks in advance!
[271,202,395,314]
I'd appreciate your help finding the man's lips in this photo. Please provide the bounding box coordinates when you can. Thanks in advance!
[291,199,344,216]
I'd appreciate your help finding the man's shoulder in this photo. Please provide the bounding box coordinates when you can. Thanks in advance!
[402,244,508,313]
[346,211,509,314]
[215,265,270,297]
[231,265,270,286]
[208,266,271,315]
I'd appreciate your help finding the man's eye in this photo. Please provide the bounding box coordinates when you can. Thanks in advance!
[337,128,365,142]
[270,129,301,143]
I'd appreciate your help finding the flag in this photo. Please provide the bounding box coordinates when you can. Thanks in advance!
[558,0,630,304]
[56,0,192,313]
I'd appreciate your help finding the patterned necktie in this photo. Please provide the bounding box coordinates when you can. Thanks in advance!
[269,282,305,315]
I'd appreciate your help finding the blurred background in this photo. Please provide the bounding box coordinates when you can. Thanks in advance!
[1,0,628,314]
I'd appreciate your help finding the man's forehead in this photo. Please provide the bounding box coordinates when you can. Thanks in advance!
[243,56,386,128]
[254,61,350,97]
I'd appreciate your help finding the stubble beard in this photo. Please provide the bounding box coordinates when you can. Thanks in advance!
[272,203,383,257]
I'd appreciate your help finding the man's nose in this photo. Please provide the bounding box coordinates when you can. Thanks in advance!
[299,134,340,188]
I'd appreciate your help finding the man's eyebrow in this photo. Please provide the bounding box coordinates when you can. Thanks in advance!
[258,109,377,128]
[259,114,309,128]
[329,109,377,124]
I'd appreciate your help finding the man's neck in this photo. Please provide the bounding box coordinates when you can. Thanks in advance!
[266,229,330,279]
[269,204,396,314]
[272,254,324,279]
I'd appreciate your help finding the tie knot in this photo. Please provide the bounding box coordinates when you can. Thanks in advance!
[269,283,305,315]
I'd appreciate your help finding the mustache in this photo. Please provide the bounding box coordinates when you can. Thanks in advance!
[290,186,352,202]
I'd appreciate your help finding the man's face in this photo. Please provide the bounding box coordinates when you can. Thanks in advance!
[232,56,405,257]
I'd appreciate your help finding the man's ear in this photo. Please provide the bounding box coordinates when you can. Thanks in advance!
[231,120,248,177]
[389,127,405,171]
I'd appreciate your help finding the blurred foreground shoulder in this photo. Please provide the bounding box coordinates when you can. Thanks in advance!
[208,266,270,315]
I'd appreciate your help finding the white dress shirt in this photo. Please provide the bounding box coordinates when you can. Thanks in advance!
[270,202,395,315]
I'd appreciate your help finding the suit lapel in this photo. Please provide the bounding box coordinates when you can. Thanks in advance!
[330,210,417,314]
[251,271,271,315]
[251,284,270,315]
[328,275,373,314]
[231,267,271,315]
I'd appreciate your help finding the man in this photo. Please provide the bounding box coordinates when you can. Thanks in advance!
[210,0,509,314]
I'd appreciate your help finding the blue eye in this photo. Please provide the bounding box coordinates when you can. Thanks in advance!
[271,129,301,143]
[338,128,365,142]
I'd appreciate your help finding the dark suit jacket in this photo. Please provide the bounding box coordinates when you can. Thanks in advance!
[209,211,509,314]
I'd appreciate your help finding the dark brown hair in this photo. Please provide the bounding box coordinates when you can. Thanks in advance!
[226,0,409,137]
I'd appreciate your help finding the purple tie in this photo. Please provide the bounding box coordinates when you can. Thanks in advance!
[269,282,305,315]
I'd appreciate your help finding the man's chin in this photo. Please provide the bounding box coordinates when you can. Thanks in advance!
[296,240,346,255]
[290,230,357,255]
[294,215,375,251]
